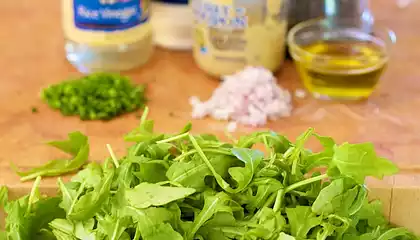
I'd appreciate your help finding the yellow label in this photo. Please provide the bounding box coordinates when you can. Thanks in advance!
[192,0,288,76]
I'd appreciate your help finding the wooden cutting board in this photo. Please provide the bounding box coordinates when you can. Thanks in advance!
[1,0,420,234]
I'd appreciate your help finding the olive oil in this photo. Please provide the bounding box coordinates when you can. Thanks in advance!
[295,40,388,99]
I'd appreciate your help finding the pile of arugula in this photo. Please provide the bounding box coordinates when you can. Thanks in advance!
[0,107,418,240]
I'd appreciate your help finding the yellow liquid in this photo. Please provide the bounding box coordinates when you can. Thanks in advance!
[295,40,388,100]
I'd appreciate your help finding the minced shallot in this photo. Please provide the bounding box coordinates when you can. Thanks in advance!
[190,66,293,127]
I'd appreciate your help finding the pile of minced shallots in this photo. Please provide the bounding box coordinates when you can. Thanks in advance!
[190,67,293,128]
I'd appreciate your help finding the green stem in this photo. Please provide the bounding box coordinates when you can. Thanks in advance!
[133,224,141,240]
[110,218,121,240]
[140,106,149,126]
[189,134,231,190]
[68,181,86,215]
[173,148,233,162]
[20,171,46,182]
[284,174,328,193]
[273,189,285,213]
[106,144,119,168]
[253,192,277,220]
[26,176,42,215]
[157,132,189,144]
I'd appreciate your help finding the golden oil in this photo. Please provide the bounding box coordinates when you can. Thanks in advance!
[295,40,388,99]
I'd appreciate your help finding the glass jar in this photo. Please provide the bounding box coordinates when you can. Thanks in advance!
[191,0,289,77]
[62,0,154,73]
[151,0,194,50]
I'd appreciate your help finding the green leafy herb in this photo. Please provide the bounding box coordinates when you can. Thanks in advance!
[125,183,196,209]
[41,73,146,120]
[0,186,7,210]
[12,132,89,182]
[3,177,66,240]
[331,143,399,183]
[1,112,418,240]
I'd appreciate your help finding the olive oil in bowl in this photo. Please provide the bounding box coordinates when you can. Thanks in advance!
[296,40,387,99]
[288,19,395,100]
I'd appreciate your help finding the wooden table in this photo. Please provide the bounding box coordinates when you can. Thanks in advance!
[1,1,420,193]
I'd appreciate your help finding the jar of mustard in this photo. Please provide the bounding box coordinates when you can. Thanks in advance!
[191,0,289,77]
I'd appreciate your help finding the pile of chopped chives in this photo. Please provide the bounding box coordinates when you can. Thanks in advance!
[41,73,146,120]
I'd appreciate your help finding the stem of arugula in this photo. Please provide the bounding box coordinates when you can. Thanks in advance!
[156,132,189,144]
[20,171,45,182]
[284,174,328,193]
[189,134,231,190]
[252,192,277,220]
[273,189,285,212]
[68,181,86,215]
[106,144,120,168]
[26,176,41,215]
[173,148,233,162]
[140,106,149,125]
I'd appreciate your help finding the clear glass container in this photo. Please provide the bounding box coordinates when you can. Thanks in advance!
[191,0,289,77]
[288,18,396,100]
[62,0,154,73]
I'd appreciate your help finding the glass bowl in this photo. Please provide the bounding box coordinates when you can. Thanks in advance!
[287,18,396,100]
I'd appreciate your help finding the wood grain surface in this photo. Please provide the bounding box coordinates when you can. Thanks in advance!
[1,0,420,192]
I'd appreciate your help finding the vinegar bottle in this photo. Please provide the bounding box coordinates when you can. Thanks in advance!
[62,0,154,73]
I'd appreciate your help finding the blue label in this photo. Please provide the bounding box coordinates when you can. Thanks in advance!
[73,0,148,32]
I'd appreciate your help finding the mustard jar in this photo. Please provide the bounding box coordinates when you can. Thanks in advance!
[191,0,289,77]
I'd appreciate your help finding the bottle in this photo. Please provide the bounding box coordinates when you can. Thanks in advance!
[288,0,325,30]
[62,0,154,73]
[324,0,373,32]
[151,0,194,50]
[191,0,289,77]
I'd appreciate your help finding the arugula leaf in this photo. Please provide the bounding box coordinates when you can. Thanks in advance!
[236,132,291,154]
[57,178,77,213]
[312,179,348,215]
[316,222,336,240]
[47,131,88,156]
[71,162,103,188]
[187,192,233,240]
[49,218,75,239]
[166,154,236,191]
[286,128,314,175]
[4,179,65,240]
[0,186,7,210]
[125,183,196,209]
[196,212,244,240]
[0,231,6,240]
[238,178,283,213]
[74,219,98,240]
[228,148,264,193]
[377,228,415,240]
[28,197,66,235]
[357,200,388,228]
[286,206,322,238]
[68,169,114,221]
[12,135,89,182]
[115,159,139,189]
[331,143,399,183]
[4,196,30,240]
[278,232,296,239]
[142,223,184,240]
[124,107,163,142]
[304,134,336,172]
[124,206,182,240]
[245,207,286,239]
[136,160,169,183]
[97,215,132,240]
